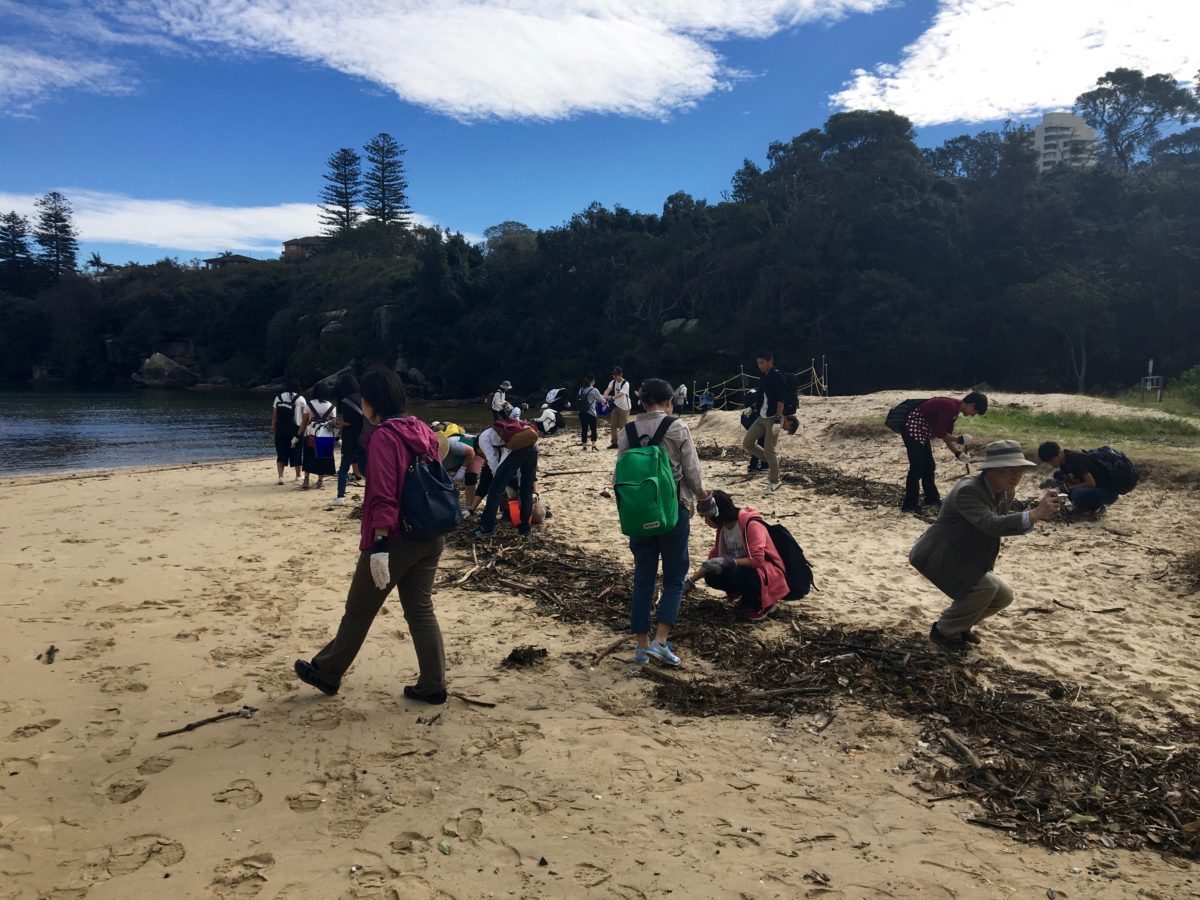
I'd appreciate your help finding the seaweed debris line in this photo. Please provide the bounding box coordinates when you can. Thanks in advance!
[445,527,1200,860]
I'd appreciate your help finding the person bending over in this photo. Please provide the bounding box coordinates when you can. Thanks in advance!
[910,440,1059,652]
[1036,442,1125,518]
[900,391,986,513]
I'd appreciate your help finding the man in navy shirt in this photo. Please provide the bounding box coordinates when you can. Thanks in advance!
[1036,442,1122,516]
[741,351,789,493]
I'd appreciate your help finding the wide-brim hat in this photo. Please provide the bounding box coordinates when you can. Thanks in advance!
[499,380,512,390]
[435,432,450,463]
[976,440,1036,469]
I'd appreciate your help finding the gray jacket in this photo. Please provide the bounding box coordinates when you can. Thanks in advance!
[909,472,1029,601]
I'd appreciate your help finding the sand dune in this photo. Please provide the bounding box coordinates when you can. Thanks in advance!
[1,392,1197,898]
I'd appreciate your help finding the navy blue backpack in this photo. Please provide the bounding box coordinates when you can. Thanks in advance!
[399,433,462,541]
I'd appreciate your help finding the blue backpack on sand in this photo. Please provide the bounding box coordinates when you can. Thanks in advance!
[613,418,678,537]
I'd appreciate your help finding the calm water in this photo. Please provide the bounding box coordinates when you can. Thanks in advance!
[0,390,495,475]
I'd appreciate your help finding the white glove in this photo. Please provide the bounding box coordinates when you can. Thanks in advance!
[771,421,782,435]
[369,552,391,590]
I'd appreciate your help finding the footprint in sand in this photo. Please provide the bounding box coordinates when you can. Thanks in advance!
[137,755,174,776]
[102,746,132,763]
[444,808,484,841]
[574,863,613,889]
[2,757,38,776]
[212,688,244,705]
[9,719,60,740]
[211,852,274,899]
[389,832,432,872]
[213,779,263,809]
[286,790,323,812]
[293,705,342,731]
[105,779,148,805]
[103,834,185,876]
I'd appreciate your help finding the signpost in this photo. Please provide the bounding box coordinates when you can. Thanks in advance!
[1140,359,1164,403]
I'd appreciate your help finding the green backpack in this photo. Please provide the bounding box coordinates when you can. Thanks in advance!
[614,418,680,536]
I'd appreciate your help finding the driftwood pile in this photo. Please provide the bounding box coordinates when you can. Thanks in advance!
[443,528,1200,860]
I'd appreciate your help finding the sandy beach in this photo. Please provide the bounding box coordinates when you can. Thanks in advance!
[2,391,1198,899]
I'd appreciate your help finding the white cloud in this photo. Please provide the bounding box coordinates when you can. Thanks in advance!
[0,45,133,115]
[0,190,456,253]
[831,0,1199,126]
[2,0,891,119]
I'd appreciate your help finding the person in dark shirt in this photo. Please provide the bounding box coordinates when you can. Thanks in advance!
[741,351,789,492]
[1036,442,1120,515]
[330,373,367,508]
[901,391,987,513]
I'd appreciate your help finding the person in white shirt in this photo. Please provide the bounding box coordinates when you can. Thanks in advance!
[298,386,337,490]
[602,367,633,449]
[673,382,688,413]
[271,379,304,484]
[489,381,512,421]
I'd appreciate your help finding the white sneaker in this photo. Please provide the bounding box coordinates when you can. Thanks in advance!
[767,480,782,493]
[328,496,346,507]
[276,478,284,485]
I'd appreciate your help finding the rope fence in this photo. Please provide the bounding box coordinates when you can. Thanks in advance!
[692,357,828,411]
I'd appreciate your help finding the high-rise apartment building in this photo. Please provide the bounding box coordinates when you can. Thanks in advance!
[1033,112,1097,172]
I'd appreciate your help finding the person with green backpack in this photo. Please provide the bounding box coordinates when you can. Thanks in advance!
[614,378,711,667]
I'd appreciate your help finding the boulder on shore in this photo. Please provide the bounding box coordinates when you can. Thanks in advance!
[132,353,200,389]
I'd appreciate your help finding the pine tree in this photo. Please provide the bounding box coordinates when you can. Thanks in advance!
[318,148,363,236]
[33,191,79,279]
[0,211,35,293]
[362,133,411,227]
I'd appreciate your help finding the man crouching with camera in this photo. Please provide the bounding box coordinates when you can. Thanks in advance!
[910,440,1061,652]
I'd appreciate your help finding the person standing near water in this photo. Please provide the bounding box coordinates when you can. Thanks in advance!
[330,373,366,508]
[271,379,303,484]
[298,386,337,491]
[294,368,450,704]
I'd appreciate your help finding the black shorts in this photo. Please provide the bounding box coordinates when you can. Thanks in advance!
[275,427,301,467]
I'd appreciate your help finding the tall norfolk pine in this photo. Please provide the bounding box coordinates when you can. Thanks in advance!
[318,148,363,237]
[362,132,411,228]
[33,192,78,280]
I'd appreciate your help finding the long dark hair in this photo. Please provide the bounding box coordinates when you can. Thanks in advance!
[359,368,408,419]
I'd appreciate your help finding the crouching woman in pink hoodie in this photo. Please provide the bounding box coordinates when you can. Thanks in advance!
[295,368,449,705]
[690,490,789,622]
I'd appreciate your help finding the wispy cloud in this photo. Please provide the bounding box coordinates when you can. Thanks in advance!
[0,45,134,115]
[831,0,1199,126]
[0,189,462,254]
[1,1,890,119]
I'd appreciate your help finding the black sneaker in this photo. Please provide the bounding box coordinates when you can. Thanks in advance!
[294,659,339,695]
[403,685,447,705]
[900,501,919,513]
[924,497,942,508]
[963,630,981,645]
[929,623,968,652]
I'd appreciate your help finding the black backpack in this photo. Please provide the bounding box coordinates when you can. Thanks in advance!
[885,398,927,434]
[782,371,800,416]
[750,517,815,601]
[576,387,592,415]
[397,420,463,541]
[1085,446,1139,494]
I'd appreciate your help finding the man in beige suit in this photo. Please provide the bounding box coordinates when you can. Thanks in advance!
[910,440,1060,651]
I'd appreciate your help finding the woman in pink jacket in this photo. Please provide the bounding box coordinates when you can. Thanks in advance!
[690,490,788,622]
[294,368,449,705]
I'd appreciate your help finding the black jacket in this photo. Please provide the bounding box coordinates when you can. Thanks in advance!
[760,368,788,418]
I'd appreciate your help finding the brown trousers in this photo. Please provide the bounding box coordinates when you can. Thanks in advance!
[312,537,446,694]
[608,406,630,446]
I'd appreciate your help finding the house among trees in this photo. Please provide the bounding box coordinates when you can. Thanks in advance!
[282,236,330,260]
[203,253,259,270]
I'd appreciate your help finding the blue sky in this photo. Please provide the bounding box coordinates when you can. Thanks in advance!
[0,1,1194,265]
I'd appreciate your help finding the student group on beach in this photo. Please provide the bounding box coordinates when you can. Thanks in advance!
[269,354,1140,701]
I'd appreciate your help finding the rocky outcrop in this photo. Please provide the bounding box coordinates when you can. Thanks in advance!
[132,353,200,389]
[309,364,356,398]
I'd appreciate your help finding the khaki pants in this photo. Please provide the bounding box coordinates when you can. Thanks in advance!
[742,416,780,482]
[312,537,446,694]
[936,572,1014,637]
[609,406,630,447]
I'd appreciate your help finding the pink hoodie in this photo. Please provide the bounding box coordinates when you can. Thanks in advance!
[359,416,441,551]
[708,508,789,612]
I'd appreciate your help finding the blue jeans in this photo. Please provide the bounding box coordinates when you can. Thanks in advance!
[628,507,691,635]
[1069,486,1119,512]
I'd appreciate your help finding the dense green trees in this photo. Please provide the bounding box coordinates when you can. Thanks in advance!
[362,132,411,227]
[3,69,1198,400]
[33,191,79,280]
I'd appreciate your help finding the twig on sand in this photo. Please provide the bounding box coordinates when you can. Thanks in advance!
[450,691,496,708]
[592,635,629,667]
[1052,599,1079,611]
[639,667,698,688]
[156,705,258,739]
[1095,607,1127,614]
